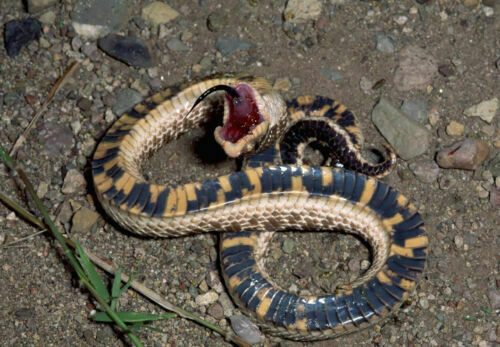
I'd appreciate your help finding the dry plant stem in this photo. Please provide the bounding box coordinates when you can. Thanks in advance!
[0,151,250,347]
[9,61,80,157]
[67,240,251,347]
[0,145,142,347]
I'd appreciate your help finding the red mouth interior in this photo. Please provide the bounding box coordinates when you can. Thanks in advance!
[219,84,264,143]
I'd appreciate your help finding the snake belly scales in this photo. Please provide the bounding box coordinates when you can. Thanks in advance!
[91,76,428,341]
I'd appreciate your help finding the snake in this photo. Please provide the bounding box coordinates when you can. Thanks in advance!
[91,75,428,341]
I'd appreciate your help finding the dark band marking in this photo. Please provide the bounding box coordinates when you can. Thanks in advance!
[369,278,398,308]
[324,296,341,329]
[361,284,385,315]
[152,188,169,217]
[335,295,353,326]
[352,287,376,321]
[344,293,367,326]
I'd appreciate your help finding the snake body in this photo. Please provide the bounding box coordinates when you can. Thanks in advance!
[92,76,427,341]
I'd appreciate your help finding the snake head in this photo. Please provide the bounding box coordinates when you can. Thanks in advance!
[189,78,286,158]
[214,82,274,158]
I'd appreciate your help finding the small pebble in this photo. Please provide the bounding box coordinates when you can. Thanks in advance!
[419,297,429,310]
[394,15,408,25]
[206,270,225,294]
[428,106,440,126]
[71,36,83,52]
[112,88,143,116]
[207,303,225,320]
[446,121,464,136]
[141,1,179,27]
[487,290,500,309]
[218,292,234,316]
[359,76,373,95]
[198,280,208,292]
[283,0,322,23]
[375,34,395,53]
[438,64,455,77]
[207,11,228,32]
[482,170,493,183]
[282,238,295,254]
[454,235,463,249]
[321,67,343,81]
[438,175,456,190]
[77,97,92,112]
[348,259,360,272]
[38,37,50,48]
[195,291,218,306]
[72,207,100,233]
[273,77,292,91]
[230,315,262,344]
[36,182,49,199]
[409,159,440,183]
[360,260,370,270]
[463,0,479,7]
[166,38,189,51]
[483,6,494,17]
[62,169,86,194]
[489,187,500,208]
[39,10,56,24]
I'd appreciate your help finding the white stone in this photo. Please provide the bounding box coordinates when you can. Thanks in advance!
[284,0,322,23]
[72,22,107,40]
[464,97,498,123]
[483,6,494,17]
[142,2,179,27]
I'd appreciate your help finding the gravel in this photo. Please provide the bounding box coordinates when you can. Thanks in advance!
[1,0,498,346]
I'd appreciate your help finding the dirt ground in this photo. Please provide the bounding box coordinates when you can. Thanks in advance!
[0,0,498,346]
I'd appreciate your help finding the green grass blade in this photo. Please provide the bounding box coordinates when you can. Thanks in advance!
[110,267,123,310]
[116,265,139,297]
[92,311,176,323]
[75,240,110,302]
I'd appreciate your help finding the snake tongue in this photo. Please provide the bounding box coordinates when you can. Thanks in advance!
[219,84,264,143]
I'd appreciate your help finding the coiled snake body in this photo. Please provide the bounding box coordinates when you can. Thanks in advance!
[92,76,427,341]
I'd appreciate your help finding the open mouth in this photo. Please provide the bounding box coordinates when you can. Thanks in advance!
[218,83,264,143]
[187,82,269,158]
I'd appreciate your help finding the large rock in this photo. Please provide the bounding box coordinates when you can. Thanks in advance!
[25,0,58,13]
[372,98,432,160]
[70,0,129,39]
[464,97,498,124]
[4,18,41,58]
[394,46,437,91]
[436,139,489,170]
[98,34,153,68]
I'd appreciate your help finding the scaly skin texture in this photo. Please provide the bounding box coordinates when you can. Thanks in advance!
[92,77,427,341]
